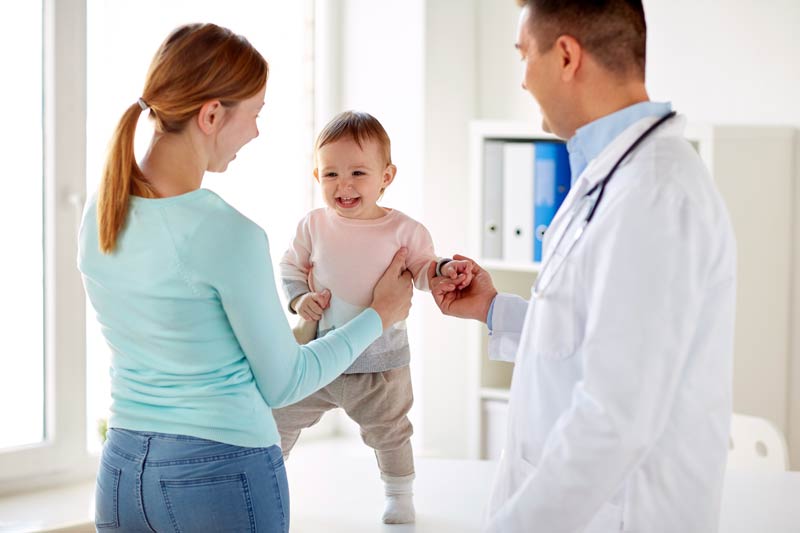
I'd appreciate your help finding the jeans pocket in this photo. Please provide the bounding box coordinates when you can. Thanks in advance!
[160,473,256,533]
[95,461,121,529]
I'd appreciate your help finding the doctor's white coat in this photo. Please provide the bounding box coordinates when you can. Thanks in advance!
[484,115,737,533]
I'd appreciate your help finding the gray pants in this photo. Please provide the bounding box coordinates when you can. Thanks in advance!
[272,365,414,477]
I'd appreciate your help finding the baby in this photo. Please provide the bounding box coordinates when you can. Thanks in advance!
[275,111,472,524]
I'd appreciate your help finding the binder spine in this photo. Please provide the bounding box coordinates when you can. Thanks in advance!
[533,142,571,262]
[502,141,535,263]
[482,141,504,259]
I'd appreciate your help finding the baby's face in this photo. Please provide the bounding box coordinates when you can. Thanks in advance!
[314,137,395,220]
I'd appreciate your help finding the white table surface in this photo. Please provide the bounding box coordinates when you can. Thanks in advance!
[287,448,800,533]
[2,439,800,532]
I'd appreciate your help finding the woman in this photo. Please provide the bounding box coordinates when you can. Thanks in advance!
[79,23,412,532]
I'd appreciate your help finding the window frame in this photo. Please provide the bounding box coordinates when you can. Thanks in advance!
[0,0,94,495]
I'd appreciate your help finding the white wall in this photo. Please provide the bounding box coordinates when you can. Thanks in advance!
[419,0,477,458]
[645,0,800,127]
[337,0,426,220]
[475,0,800,127]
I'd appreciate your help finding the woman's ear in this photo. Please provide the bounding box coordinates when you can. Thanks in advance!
[197,100,223,134]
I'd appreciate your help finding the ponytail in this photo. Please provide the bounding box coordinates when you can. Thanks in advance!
[97,102,156,253]
[96,23,268,254]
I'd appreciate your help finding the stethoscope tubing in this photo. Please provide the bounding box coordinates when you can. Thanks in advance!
[532,111,678,298]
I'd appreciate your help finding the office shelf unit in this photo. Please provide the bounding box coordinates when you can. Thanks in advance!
[465,119,798,462]
[466,120,552,460]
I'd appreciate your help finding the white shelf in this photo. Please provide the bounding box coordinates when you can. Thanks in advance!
[481,259,541,273]
[480,387,511,401]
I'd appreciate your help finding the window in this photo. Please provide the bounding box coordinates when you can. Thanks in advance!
[0,1,44,453]
[0,0,92,492]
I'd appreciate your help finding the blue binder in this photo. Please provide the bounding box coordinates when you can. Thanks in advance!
[533,142,570,262]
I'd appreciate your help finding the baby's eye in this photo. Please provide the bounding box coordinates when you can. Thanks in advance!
[353,171,365,176]
[323,172,337,178]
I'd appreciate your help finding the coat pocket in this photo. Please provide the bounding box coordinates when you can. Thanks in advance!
[529,267,580,361]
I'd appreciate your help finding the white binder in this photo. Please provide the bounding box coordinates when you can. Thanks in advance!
[482,140,504,259]
[502,141,534,263]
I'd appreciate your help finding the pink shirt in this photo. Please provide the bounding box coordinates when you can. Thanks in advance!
[280,207,436,373]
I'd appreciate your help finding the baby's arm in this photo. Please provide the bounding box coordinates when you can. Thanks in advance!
[405,224,474,291]
[280,215,318,310]
[280,216,331,344]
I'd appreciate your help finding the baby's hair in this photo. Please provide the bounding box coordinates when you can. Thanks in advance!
[315,111,392,166]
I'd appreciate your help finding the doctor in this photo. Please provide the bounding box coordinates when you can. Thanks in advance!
[431,1,736,532]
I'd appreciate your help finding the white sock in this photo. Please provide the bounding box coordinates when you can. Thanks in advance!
[381,473,416,524]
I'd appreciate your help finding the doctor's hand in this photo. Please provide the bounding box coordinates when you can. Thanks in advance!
[429,254,497,323]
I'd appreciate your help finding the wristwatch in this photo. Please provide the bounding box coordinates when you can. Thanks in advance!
[435,257,453,277]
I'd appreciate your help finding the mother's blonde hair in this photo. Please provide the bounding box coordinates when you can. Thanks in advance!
[98,23,269,253]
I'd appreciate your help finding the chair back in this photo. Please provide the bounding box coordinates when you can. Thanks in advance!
[729,413,789,471]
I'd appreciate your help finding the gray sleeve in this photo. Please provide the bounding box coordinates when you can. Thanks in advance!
[282,279,310,314]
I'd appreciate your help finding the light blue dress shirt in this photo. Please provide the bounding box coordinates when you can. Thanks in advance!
[487,101,673,328]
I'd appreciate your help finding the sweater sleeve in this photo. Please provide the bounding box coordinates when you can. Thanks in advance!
[186,212,383,408]
[406,223,437,291]
[279,214,313,311]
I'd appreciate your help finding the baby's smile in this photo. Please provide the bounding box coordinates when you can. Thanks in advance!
[336,196,361,209]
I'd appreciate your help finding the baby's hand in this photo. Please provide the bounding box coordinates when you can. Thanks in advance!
[440,259,475,290]
[293,289,331,321]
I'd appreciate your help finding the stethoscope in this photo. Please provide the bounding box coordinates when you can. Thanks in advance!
[532,111,678,299]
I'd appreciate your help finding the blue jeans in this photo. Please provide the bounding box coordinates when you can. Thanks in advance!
[95,428,289,532]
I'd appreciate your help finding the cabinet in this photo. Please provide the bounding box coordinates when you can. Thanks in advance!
[465,119,799,464]
[466,120,551,459]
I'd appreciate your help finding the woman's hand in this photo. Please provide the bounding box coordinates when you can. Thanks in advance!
[371,248,413,329]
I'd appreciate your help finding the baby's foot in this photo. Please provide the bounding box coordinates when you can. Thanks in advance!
[382,493,415,524]
[381,473,416,524]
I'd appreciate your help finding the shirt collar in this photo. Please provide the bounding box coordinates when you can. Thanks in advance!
[566,101,672,183]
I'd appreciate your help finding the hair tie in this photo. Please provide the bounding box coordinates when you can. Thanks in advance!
[137,97,149,111]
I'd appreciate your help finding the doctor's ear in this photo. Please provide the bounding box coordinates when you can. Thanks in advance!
[555,35,583,82]
[197,100,224,134]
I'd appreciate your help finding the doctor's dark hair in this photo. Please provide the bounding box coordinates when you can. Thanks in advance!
[97,23,269,254]
[515,0,647,79]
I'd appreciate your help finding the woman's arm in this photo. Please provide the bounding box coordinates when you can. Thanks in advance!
[189,213,411,408]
